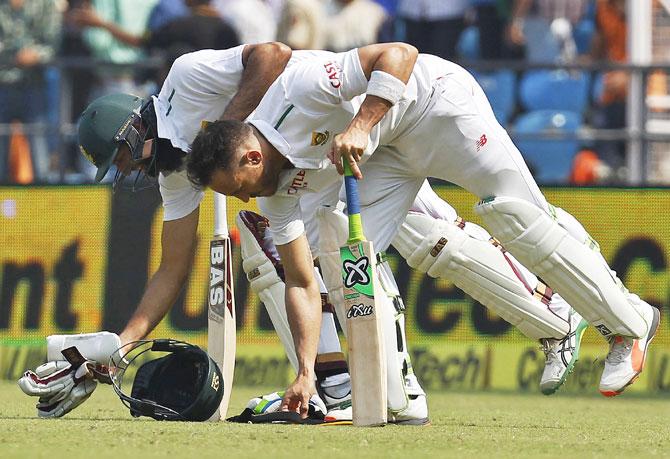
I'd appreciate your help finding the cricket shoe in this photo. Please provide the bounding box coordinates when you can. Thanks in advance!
[317,373,352,411]
[324,375,430,425]
[324,400,352,423]
[539,309,589,395]
[323,396,430,426]
[388,374,430,426]
[388,394,430,426]
[599,304,661,397]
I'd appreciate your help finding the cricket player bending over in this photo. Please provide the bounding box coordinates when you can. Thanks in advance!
[18,42,416,421]
[185,42,660,414]
[19,43,588,421]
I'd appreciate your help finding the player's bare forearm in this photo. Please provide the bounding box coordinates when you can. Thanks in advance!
[285,284,321,377]
[276,236,321,379]
[342,43,418,140]
[330,43,418,177]
[277,235,319,417]
[120,268,188,344]
[350,96,392,133]
[221,42,292,121]
[120,209,199,344]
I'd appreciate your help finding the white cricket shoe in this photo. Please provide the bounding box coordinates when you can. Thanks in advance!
[324,374,430,425]
[388,393,430,426]
[317,373,351,410]
[539,309,589,395]
[324,394,430,425]
[323,400,352,423]
[388,374,430,426]
[599,304,661,397]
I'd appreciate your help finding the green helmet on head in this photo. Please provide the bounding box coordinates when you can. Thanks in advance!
[78,93,146,182]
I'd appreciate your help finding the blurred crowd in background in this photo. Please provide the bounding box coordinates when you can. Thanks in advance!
[0,0,663,186]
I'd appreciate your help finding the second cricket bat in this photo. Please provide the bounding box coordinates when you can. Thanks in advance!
[207,191,236,421]
[340,162,387,427]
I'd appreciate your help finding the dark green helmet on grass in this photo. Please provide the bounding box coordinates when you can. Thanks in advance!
[108,339,225,422]
[78,93,146,182]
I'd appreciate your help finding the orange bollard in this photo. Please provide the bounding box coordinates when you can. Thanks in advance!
[7,121,34,184]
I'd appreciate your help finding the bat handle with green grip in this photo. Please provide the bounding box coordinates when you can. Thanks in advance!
[343,160,365,243]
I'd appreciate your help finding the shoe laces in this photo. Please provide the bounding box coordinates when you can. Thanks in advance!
[540,339,559,364]
[541,329,575,368]
[605,336,632,364]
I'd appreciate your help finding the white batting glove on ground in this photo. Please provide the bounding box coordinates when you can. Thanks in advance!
[36,378,97,418]
[18,360,109,418]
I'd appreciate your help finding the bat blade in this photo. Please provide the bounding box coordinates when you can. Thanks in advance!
[340,161,387,427]
[207,193,236,421]
[341,241,387,426]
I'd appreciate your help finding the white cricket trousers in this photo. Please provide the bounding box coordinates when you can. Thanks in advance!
[356,64,550,251]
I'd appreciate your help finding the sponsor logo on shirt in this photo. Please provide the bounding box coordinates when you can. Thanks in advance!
[324,62,342,89]
[475,134,487,152]
[311,130,330,146]
[287,169,308,194]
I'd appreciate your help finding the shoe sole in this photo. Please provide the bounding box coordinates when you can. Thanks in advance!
[319,419,431,427]
[319,420,353,426]
[388,417,431,426]
[599,306,661,397]
[541,318,589,395]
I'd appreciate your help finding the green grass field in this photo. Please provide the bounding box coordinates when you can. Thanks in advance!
[1,382,668,459]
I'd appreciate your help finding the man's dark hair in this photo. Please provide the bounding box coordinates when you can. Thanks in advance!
[187,120,252,188]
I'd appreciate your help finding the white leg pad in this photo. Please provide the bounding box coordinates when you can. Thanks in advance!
[393,212,569,340]
[377,261,409,412]
[475,196,649,338]
[238,212,299,372]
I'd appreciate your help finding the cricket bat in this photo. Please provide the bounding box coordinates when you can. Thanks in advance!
[207,191,236,421]
[340,162,387,427]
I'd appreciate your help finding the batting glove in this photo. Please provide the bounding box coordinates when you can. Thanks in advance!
[18,359,110,418]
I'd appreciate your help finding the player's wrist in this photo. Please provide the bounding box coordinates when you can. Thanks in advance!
[296,366,315,380]
[367,70,406,105]
[119,323,148,346]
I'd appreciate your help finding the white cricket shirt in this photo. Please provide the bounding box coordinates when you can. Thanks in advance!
[152,46,327,221]
[253,49,435,246]
[153,46,245,221]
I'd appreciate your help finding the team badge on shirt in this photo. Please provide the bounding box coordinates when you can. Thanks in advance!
[311,130,330,146]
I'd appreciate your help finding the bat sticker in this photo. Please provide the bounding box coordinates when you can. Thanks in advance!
[342,256,370,288]
[346,303,374,318]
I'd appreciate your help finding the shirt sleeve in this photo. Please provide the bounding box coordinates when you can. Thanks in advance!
[257,196,305,246]
[159,169,205,221]
[168,46,246,97]
[283,49,369,115]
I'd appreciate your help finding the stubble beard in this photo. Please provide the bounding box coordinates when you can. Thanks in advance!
[258,166,280,197]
